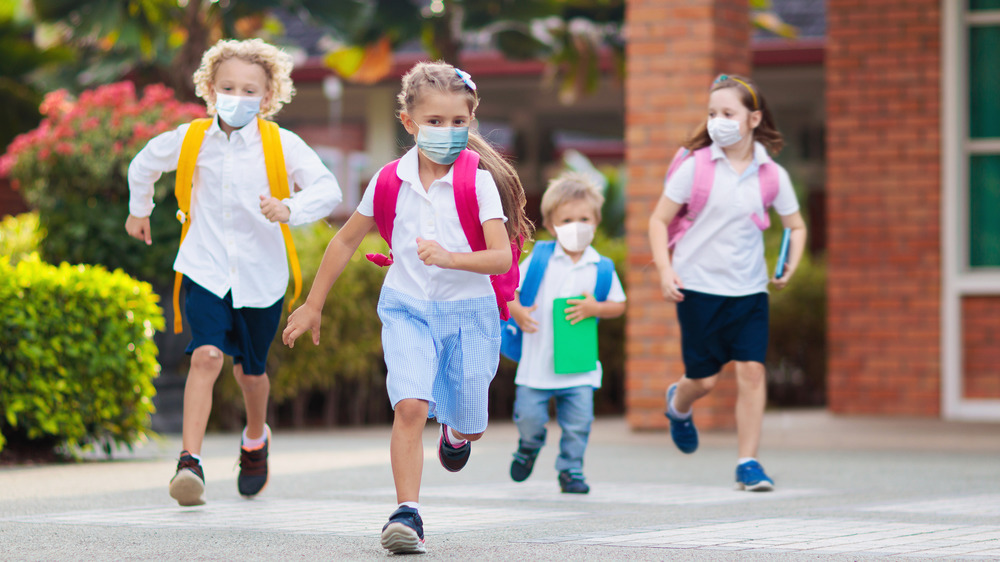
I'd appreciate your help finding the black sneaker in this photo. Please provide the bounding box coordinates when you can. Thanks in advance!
[237,428,269,498]
[437,424,471,473]
[558,471,590,494]
[510,447,539,482]
[380,506,426,554]
[169,450,205,506]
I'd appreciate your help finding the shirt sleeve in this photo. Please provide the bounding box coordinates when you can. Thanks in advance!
[474,169,506,223]
[127,124,188,218]
[771,165,801,216]
[662,157,696,206]
[606,269,627,303]
[279,129,343,225]
[356,172,379,217]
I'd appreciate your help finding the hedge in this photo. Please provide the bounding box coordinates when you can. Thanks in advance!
[0,254,164,456]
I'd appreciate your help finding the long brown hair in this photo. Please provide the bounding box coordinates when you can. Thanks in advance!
[684,73,784,155]
[398,61,533,247]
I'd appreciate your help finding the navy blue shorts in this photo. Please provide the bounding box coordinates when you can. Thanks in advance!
[675,289,768,379]
[183,277,283,376]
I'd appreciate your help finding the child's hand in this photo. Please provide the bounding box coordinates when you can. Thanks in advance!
[282,303,322,348]
[565,293,599,325]
[659,269,685,303]
[510,302,539,334]
[416,237,454,268]
[260,195,291,223]
[770,266,795,290]
[125,214,152,245]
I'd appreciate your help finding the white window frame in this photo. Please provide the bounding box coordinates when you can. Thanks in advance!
[941,0,1000,420]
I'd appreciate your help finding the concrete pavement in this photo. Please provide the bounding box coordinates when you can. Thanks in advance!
[1,410,999,560]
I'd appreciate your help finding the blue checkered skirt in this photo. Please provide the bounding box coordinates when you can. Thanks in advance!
[377,286,501,434]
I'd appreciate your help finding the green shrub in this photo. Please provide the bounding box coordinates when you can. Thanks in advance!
[763,219,827,406]
[0,82,205,285]
[0,254,164,456]
[0,212,43,265]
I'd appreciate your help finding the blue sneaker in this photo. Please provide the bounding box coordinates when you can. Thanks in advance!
[380,506,426,554]
[664,383,698,454]
[735,460,774,492]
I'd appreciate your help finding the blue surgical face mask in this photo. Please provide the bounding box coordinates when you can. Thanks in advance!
[215,92,262,128]
[416,125,469,165]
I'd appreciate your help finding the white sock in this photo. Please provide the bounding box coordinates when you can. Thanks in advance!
[737,457,757,466]
[444,425,468,446]
[667,392,692,419]
[242,425,270,449]
[399,501,419,512]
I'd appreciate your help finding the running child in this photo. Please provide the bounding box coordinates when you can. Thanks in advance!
[648,74,807,491]
[281,61,532,554]
[507,171,626,494]
[125,38,342,506]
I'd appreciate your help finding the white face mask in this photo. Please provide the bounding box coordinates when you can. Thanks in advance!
[215,92,262,128]
[707,117,743,147]
[553,222,595,253]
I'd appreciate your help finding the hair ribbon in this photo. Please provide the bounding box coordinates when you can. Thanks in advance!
[455,68,477,92]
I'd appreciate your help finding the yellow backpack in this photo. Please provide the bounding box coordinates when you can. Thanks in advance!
[172,117,301,334]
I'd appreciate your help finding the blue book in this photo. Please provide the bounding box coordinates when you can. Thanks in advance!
[775,228,792,279]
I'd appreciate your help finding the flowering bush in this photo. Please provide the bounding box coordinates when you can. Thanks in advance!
[0,82,205,284]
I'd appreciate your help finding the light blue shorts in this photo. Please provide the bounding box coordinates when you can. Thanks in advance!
[377,286,501,434]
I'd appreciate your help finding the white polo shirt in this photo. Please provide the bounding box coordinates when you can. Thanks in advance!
[357,146,506,302]
[513,244,626,390]
[663,141,799,297]
[128,117,343,308]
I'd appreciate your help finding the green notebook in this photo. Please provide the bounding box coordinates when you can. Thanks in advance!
[552,296,599,374]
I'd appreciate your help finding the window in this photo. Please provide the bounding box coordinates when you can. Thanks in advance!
[966,1,1000,267]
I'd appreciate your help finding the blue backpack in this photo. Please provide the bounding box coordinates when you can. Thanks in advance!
[500,240,616,362]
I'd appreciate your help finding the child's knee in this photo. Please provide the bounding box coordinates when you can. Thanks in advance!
[734,361,766,386]
[686,374,718,394]
[190,345,225,374]
[393,399,429,426]
[463,431,484,442]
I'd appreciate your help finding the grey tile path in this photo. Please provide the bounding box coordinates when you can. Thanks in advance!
[1,410,998,560]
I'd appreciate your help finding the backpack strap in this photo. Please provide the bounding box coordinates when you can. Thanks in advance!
[751,161,781,230]
[518,241,556,307]
[686,147,715,222]
[452,149,484,249]
[259,118,302,317]
[594,256,615,302]
[365,159,402,266]
[171,118,212,334]
[451,148,521,320]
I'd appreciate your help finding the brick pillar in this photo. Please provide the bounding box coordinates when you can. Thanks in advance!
[625,0,750,430]
[826,0,941,415]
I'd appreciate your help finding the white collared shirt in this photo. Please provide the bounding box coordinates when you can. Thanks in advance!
[128,117,342,307]
[513,244,626,390]
[663,141,799,296]
[357,146,506,301]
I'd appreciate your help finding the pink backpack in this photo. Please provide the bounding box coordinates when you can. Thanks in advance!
[365,149,521,320]
[666,146,781,249]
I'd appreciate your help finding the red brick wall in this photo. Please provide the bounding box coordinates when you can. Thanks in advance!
[962,297,1000,399]
[826,0,941,416]
[625,0,749,430]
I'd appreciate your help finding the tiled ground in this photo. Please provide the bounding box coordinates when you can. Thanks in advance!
[6,485,999,558]
[341,481,823,505]
[857,494,1000,517]
[5,499,584,536]
[525,518,1000,558]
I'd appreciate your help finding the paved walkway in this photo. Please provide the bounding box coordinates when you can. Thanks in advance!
[1,410,999,560]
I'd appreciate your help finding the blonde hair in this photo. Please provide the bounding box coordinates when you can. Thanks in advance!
[398,61,534,247]
[685,73,784,155]
[192,38,295,119]
[540,171,605,229]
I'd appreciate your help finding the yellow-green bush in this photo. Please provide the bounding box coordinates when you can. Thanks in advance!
[0,212,43,265]
[0,255,164,456]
